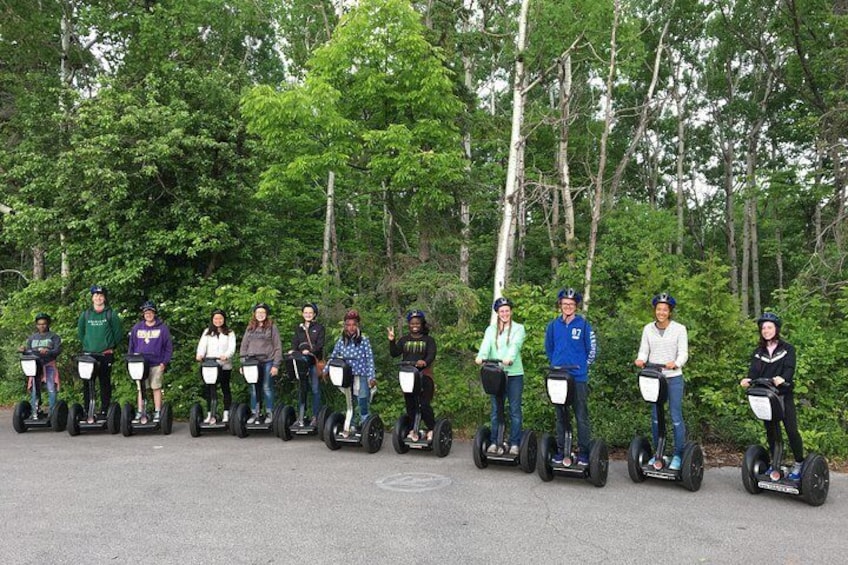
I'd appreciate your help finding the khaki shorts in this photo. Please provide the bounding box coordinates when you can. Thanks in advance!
[148,364,165,389]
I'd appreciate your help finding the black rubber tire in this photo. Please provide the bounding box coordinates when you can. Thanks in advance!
[588,439,609,488]
[228,403,239,436]
[392,414,412,454]
[280,406,295,441]
[13,401,30,433]
[680,442,704,492]
[519,430,537,473]
[434,418,452,458]
[741,444,768,495]
[627,436,651,483]
[160,403,173,435]
[472,426,489,469]
[363,414,384,454]
[537,433,555,482]
[121,402,134,437]
[801,453,830,507]
[316,405,329,442]
[51,400,69,432]
[107,403,121,434]
[234,404,249,438]
[68,403,82,436]
[271,405,283,436]
[324,412,343,450]
[189,403,202,438]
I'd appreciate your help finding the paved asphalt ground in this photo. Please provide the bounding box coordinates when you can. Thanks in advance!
[1,411,845,565]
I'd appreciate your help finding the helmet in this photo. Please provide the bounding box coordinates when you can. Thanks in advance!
[406,309,426,322]
[652,292,676,309]
[557,288,582,304]
[757,312,782,330]
[344,309,360,322]
[35,313,51,324]
[302,302,319,316]
[140,300,157,313]
[492,297,513,312]
[90,285,106,295]
[253,302,271,315]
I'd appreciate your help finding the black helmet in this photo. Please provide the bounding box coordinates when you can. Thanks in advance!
[557,288,582,304]
[492,297,513,312]
[140,300,157,313]
[652,292,676,309]
[757,312,782,330]
[35,312,51,324]
[406,309,426,322]
[253,302,271,315]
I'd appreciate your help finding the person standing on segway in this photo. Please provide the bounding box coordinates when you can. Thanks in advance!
[128,301,173,423]
[740,312,805,480]
[22,313,62,416]
[475,297,526,456]
[544,289,597,465]
[240,303,282,424]
[326,309,376,436]
[289,302,325,426]
[77,285,123,423]
[388,309,437,442]
[634,292,689,471]
[195,309,237,424]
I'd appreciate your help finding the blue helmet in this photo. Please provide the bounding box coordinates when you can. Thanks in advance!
[492,297,513,312]
[757,312,782,330]
[140,300,157,313]
[652,292,676,309]
[90,285,106,296]
[557,288,582,304]
[406,309,426,322]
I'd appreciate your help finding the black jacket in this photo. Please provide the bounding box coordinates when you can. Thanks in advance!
[748,340,796,392]
[291,322,325,360]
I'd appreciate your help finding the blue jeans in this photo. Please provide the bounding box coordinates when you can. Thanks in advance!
[309,366,322,416]
[490,374,523,447]
[31,364,58,412]
[356,375,370,424]
[555,381,591,455]
[249,361,275,414]
[652,375,686,457]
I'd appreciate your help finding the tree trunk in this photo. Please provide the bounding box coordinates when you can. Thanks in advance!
[674,89,687,255]
[321,170,337,281]
[741,198,751,317]
[750,198,761,315]
[383,183,399,314]
[33,247,44,281]
[557,54,575,267]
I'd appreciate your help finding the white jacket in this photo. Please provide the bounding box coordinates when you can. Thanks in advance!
[196,329,237,370]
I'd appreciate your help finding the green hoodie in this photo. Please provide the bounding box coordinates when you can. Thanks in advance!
[77,307,123,353]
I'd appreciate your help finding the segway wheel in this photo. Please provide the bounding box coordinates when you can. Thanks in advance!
[627,436,651,483]
[234,404,249,438]
[280,406,295,441]
[741,445,768,495]
[107,403,121,434]
[316,405,329,441]
[271,405,284,436]
[324,412,343,450]
[160,403,173,435]
[51,400,69,432]
[588,439,609,488]
[121,402,134,437]
[68,403,82,436]
[472,426,489,469]
[801,453,830,507]
[228,403,239,436]
[519,430,538,473]
[680,442,704,492]
[434,418,453,458]
[189,403,202,438]
[12,401,30,433]
[363,414,384,454]
[392,414,412,454]
[537,433,555,482]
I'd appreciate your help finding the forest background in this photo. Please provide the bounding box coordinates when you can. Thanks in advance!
[2,0,847,458]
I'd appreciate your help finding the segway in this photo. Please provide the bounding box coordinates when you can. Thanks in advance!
[232,355,282,438]
[537,366,607,486]
[67,354,121,436]
[120,354,173,436]
[627,363,703,491]
[391,362,452,457]
[277,352,329,441]
[189,358,238,437]
[323,358,384,453]
[12,352,68,433]
[472,360,536,472]
[741,378,829,506]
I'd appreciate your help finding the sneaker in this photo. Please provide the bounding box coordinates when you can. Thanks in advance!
[153,411,160,422]
[309,416,317,427]
[208,415,217,425]
[486,443,500,454]
[669,455,682,471]
[247,415,257,425]
[407,430,419,442]
[222,410,230,423]
[509,445,520,456]
[134,412,142,422]
[552,452,565,464]
[647,457,656,466]
[426,430,434,442]
[788,462,803,481]
[577,454,589,466]
[264,414,273,425]
[203,413,211,425]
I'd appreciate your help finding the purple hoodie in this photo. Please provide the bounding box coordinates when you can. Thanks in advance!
[128,318,173,366]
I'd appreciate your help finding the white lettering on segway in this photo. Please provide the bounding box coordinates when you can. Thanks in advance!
[644,470,677,481]
[757,481,799,495]
[376,473,452,493]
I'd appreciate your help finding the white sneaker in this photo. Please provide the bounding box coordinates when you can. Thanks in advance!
[203,412,211,424]
[222,410,229,423]
[509,445,520,456]
[486,443,501,455]
[264,414,273,425]
[247,415,257,425]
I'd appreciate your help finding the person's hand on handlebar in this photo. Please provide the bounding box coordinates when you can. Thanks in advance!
[634,359,645,368]
[772,376,785,386]
[740,378,751,388]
